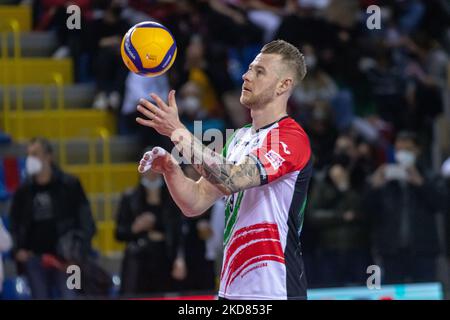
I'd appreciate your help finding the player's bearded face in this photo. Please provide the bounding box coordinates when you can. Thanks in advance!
[240,54,280,108]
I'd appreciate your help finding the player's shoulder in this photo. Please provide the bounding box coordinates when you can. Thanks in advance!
[275,117,309,142]
[277,117,306,132]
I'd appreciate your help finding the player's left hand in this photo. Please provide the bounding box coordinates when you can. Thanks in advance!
[136,89,185,138]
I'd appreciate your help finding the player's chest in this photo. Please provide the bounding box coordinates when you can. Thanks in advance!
[227,131,265,163]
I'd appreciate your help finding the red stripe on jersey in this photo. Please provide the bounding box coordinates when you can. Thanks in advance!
[221,223,282,280]
[251,117,311,184]
[224,239,285,292]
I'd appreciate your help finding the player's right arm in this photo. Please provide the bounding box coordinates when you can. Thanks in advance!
[139,148,223,217]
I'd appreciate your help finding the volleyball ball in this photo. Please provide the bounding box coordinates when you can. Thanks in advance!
[120,21,177,77]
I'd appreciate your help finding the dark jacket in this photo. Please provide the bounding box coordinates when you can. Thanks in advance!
[10,165,96,259]
[115,184,181,262]
[364,177,440,256]
[308,178,370,251]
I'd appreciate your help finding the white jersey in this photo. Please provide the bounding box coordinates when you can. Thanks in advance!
[218,116,312,300]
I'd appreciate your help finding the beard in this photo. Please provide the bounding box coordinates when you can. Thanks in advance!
[240,88,275,109]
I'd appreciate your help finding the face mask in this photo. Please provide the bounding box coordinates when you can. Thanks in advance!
[26,156,43,176]
[395,150,416,167]
[141,176,163,190]
[336,180,349,192]
[441,158,450,178]
[181,96,201,114]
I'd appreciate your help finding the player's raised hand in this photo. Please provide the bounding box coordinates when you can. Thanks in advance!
[138,147,176,175]
[136,89,185,138]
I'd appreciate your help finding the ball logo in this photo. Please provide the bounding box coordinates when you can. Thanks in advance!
[146,53,157,61]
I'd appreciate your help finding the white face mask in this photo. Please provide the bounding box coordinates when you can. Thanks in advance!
[26,156,43,176]
[441,158,450,178]
[141,176,163,190]
[395,150,416,167]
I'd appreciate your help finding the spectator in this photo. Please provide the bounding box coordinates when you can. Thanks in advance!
[89,0,130,110]
[351,139,378,189]
[178,81,226,134]
[302,102,338,171]
[393,0,426,36]
[308,151,372,287]
[365,46,408,129]
[291,44,338,112]
[365,131,441,284]
[9,137,96,299]
[0,218,12,298]
[291,44,356,131]
[179,35,223,118]
[115,169,181,296]
[34,0,93,81]
[403,36,447,139]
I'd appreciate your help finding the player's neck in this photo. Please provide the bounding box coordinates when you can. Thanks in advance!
[250,104,288,132]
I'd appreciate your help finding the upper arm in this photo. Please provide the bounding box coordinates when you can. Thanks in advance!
[250,127,311,185]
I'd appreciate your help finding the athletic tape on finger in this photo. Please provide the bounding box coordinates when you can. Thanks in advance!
[138,146,168,173]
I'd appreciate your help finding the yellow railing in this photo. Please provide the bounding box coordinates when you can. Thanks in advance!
[83,127,127,255]
[85,127,113,221]
[1,20,67,142]
[1,18,21,135]
[53,73,67,165]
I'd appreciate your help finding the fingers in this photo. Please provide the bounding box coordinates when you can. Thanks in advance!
[150,93,169,111]
[151,147,168,161]
[138,159,151,173]
[137,147,168,173]
[136,105,161,121]
[136,117,155,128]
[138,150,154,173]
[168,89,177,109]
[138,98,165,117]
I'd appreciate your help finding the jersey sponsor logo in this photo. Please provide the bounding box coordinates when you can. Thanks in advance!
[264,150,285,170]
[280,141,291,155]
[221,223,285,293]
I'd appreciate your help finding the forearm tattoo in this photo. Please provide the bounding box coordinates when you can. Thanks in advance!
[173,130,261,194]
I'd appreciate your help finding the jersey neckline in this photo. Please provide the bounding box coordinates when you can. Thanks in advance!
[252,115,290,133]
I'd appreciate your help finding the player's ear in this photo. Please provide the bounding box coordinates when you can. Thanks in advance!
[277,77,293,96]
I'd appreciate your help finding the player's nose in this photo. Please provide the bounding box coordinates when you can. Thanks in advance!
[242,70,251,82]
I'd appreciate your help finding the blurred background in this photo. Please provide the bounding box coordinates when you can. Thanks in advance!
[0,0,449,300]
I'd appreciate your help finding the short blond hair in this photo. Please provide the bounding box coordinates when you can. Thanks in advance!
[261,40,307,84]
